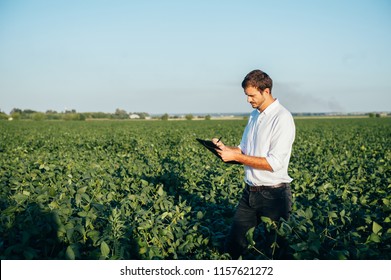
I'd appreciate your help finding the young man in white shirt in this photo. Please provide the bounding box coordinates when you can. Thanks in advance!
[213,69,295,259]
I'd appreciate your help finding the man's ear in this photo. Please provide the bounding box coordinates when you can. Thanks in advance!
[260,88,270,96]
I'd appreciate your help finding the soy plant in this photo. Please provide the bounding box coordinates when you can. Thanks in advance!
[127,182,210,260]
[100,207,126,259]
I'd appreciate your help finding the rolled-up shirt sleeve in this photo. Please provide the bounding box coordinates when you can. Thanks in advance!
[265,113,295,172]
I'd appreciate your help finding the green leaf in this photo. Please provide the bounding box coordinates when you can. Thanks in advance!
[245,227,256,246]
[368,233,381,243]
[305,207,313,219]
[77,211,88,217]
[328,211,338,218]
[139,246,147,254]
[87,230,100,245]
[372,221,382,234]
[157,186,164,196]
[65,246,75,260]
[100,241,110,258]
[309,240,321,254]
[77,186,88,194]
[141,179,149,187]
[260,216,272,224]
[13,193,28,204]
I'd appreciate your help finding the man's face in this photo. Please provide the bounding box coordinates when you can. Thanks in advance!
[244,86,266,110]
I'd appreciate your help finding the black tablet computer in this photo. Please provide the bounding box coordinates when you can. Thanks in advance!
[196,138,240,164]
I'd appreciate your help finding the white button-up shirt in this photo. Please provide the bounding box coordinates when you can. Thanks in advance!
[239,99,295,186]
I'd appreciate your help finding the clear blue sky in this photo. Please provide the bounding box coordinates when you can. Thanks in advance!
[0,0,390,114]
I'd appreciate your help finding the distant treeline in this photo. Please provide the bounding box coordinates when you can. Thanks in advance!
[0,108,150,121]
[1,108,389,121]
[292,112,390,118]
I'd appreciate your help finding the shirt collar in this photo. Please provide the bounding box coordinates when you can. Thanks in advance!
[257,98,280,115]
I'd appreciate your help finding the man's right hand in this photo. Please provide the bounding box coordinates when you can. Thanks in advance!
[212,138,225,150]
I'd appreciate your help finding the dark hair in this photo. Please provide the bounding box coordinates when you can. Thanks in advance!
[241,69,273,93]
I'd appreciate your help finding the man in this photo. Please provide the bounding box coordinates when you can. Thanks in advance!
[213,69,295,259]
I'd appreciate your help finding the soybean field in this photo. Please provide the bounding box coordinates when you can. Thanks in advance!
[0,118,390,259]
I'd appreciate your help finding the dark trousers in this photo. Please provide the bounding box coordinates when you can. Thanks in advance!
[225,184,292,259]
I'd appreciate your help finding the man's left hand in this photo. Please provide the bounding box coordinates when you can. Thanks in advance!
[216,148,238,162]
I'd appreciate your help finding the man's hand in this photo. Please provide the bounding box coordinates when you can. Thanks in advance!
[211,137,273,171]
[212,138,225,150]
[212,138,242,162]
[216,148,239,162]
